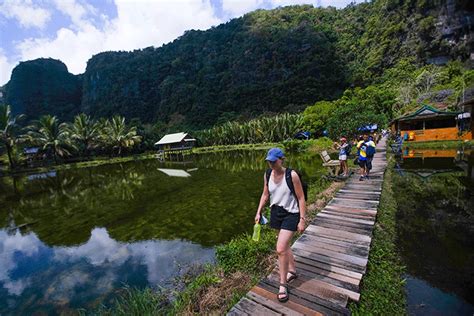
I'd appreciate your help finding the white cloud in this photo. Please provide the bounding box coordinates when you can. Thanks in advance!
[221,0,266,18]
[0,0,52,29]
[0,230,42,295]
[12,0,222,77]
[0,0,363,85]
[0,50,17,85]
[52,0,97,27]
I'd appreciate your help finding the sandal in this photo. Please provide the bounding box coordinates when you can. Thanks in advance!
[287,271,298,283]
[277,283,289,302]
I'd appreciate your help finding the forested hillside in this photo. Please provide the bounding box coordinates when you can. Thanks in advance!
[3,0,473,129]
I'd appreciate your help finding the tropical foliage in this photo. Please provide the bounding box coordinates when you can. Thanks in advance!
[27,115,74,163]
[0,104,25,168]
[0,111,143,170]
[196,113,303,146]
[100,116,142,156]
[3,1,471,129]
[68,113,99,157]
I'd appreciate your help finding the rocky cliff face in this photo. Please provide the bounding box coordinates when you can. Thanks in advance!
[4,58,82,121]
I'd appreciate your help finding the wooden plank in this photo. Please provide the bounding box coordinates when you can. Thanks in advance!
[317,213,375,226]
[293,247,366,274]
[294,255,363,280]
[338,189,381,195]
[293,242,368,268]
[321,210,375,221]
[294,238,368,259]
[250,286,323,316]
[333,197,380,204]
[305,225,371,244]
[292,247,367,274]
[273,265,359,294]
[291,258,361,286]
[334,193,381,201]
[259,279,351,315]
[269,270,360,302]
[328,201,378,211]
[313,220,373,236]
[237,297,282,315]
[228,305,250,316]
[303,230,372,249]
[314,216,374,231]
[324,205,377,217]
[298,233,370,252]
[247,291,305,316]
[297,234,369,257]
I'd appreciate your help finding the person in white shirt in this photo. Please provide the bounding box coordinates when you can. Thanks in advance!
[254,148,306,303]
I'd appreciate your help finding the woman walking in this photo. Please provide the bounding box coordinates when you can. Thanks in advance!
[254,148,306,302]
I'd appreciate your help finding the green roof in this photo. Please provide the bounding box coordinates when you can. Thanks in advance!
[392,105,460,123]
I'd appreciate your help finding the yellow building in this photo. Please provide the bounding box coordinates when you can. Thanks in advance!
[390,105,472,142]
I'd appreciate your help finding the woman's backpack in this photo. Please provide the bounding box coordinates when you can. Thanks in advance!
[266,168,308,203]
[344,143,352,156]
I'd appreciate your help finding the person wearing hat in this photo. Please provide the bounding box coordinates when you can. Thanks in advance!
[334,137,349,177]
[254,147,306,303]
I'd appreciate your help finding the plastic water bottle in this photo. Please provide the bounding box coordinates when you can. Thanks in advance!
[252,223,261,242]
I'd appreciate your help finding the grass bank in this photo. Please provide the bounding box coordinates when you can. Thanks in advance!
[0,152,157,177]
[348,156,407,315]
[84,177,343,315]
[192,143,278,153]
[402,139,474,149]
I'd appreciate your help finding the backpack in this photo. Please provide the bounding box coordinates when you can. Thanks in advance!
[366,142,376,157]
[344,143,352,156]
[266,168,308,203]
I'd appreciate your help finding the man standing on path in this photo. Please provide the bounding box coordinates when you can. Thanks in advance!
[357,135,368,181]
[365,136,376,179]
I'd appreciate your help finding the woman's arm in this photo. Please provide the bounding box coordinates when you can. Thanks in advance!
[291,171,306,232]
[255,173,269,223]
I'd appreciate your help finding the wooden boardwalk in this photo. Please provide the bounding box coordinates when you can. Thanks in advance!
[229,138,387,315]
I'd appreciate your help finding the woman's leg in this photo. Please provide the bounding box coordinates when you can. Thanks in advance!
[277,229,295,299]
[343,160,348,175]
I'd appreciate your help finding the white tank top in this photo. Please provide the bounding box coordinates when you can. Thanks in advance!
[268,171,300,214]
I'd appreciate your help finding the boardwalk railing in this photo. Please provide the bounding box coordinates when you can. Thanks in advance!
[229,138,387,315]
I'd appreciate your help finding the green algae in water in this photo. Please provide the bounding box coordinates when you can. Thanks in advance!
[0,149,326,314]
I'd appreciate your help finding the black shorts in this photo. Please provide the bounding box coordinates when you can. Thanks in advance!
[270,205,300,231]
[358,159,367,168]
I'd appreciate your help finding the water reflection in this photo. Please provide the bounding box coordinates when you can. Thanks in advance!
[0,149,325,313]
[394,149,474,315]
[0,227,214,314]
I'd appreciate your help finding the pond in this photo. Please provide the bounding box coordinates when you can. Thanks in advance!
[0,149,326,314]
[393,148,474,315]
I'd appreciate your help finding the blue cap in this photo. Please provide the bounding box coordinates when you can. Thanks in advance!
[265,148,284,162]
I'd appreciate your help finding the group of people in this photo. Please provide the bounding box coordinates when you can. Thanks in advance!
[254,134,377,302]
[334,134,377,180]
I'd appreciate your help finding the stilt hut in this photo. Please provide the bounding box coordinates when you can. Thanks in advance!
[155,132,196,153]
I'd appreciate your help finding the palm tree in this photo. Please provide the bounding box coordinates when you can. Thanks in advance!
[28,115,73,163]
[101,116,141,156]
[0,104,25,169]
[69,113,99,158]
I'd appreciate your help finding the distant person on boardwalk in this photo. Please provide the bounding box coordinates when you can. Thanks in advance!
[357,135,369,181]
[365,135,376,178]
[255,148,306,303]
[334,137,349,176]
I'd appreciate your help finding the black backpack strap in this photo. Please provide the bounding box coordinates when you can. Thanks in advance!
[285,168,297,199]
[265,168,272,186]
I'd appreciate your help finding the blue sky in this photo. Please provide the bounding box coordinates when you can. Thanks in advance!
[0,0,363,85]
